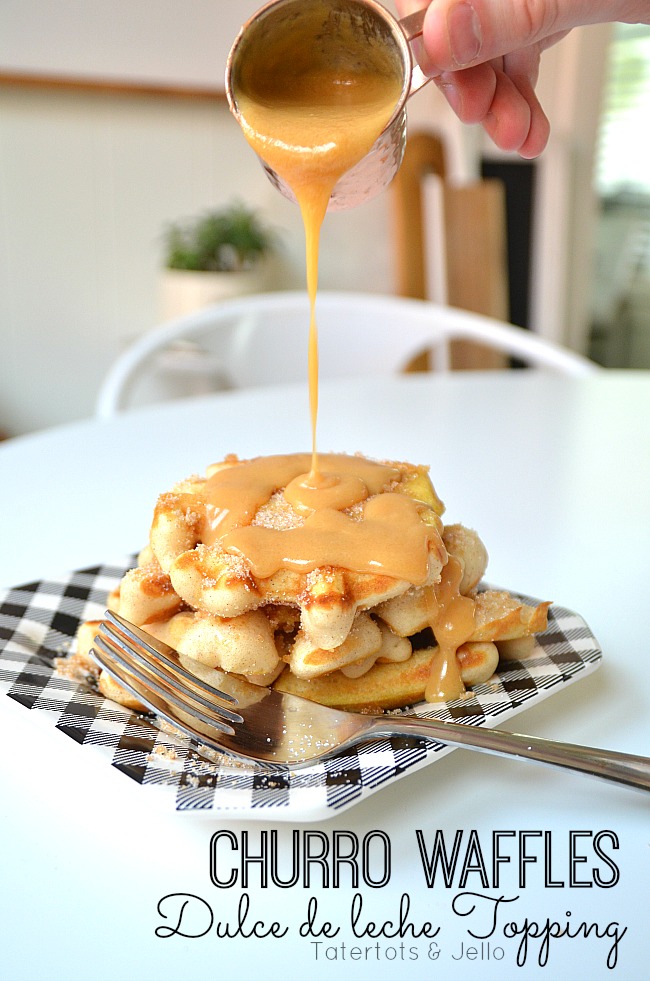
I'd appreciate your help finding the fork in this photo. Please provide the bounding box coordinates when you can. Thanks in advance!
[91,611,650,789]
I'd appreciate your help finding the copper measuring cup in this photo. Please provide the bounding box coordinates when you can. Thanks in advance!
[225,0,429,210]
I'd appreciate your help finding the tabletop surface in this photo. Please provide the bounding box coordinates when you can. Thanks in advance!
[1,371,648,981]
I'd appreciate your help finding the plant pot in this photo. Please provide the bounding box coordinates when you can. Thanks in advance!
[159,264,272,321]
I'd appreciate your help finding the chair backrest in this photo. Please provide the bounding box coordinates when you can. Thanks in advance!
[95,291,599,419]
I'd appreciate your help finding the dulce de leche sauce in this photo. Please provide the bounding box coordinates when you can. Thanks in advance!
[231,3,403,471]
[202,453,441,583]
[424,557,476,702]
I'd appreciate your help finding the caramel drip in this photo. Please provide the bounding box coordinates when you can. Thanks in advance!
[202,453,399,533]
[224,493,436,581]
[200,453,439,582]
[303,183,329,480]
[284,469,369,515]
[233,21,402,467]
[425,557,477,702]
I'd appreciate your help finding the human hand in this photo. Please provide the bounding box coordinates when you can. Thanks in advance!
[396,0,650,157]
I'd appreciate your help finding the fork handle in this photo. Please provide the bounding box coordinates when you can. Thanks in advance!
[366,716,650,791]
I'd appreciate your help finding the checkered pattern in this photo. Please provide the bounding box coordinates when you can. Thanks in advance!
[0,560,602,819]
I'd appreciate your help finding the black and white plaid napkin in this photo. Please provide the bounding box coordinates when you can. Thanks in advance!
[0,559,602,818]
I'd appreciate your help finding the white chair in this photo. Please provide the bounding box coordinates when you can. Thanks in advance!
[95,290,599,419]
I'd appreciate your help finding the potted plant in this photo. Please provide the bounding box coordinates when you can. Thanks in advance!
[160,201,278,319]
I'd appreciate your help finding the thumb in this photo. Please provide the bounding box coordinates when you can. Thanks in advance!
[419,0,632,70]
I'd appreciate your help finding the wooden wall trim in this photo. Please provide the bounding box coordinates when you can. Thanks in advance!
[0,71,227,102]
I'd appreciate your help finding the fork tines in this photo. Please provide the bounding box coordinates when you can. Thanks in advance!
[91,611,243,741]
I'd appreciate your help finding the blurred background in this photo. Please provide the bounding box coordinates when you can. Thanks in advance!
[1,1,649,437]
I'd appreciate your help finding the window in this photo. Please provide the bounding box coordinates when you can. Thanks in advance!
[590,24,650,368]
[596,24,650,196]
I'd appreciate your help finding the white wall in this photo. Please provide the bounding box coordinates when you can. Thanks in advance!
[0,86,437,436]
[0,0,253,86]
[0,0,461,438]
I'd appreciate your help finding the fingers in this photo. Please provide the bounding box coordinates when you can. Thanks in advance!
[482,68,550,157]
[419,0,602,70]
[395,0,646,156]
[434,64,496,124]
[435,59,551,157]
[506,69,551,157]
[397,0,555,156]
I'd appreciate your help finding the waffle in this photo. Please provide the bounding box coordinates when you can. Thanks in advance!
[148,453,447,647]
[70,452,550,711]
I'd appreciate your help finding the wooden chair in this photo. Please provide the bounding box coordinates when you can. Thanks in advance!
[391,130,510,369]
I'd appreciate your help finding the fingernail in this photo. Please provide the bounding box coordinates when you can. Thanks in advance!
[448,2,482,67]
[436,78,462,116]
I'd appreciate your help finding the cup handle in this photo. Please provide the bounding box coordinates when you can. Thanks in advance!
[398,7,431,96]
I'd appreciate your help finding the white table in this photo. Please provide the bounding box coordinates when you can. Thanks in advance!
[1,371,648,981]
